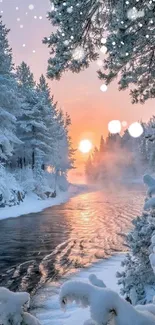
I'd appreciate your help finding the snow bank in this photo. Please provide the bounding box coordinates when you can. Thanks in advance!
[0,183,88,220]
[0,191,69,220]
[0,287,40,325]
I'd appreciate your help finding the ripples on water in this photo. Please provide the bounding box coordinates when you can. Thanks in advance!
[0,185,145,294]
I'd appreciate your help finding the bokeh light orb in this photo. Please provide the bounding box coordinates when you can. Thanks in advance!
[128,122,143,138]
[122,121,127,127]
[100,84,107,92]
[108,120,121,134]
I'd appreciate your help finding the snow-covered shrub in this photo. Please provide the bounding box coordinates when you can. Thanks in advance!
[15,166,35,194]
[15,165,58,199]
[0,164,24,207]
[60,279,155,325]
[89,274,106,288]
[57,173,69,192]
[0,287,40,325]
[117,175,155,305]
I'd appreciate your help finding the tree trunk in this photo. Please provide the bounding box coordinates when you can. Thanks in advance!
[32,151,35,170]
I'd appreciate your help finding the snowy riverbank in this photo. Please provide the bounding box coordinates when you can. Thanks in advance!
[32,254,124,325]
[0,183,88,220]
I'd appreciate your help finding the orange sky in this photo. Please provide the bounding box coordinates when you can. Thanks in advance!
[2,0,155,169]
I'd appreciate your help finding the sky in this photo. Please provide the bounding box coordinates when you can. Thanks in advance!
[1,0,155,168]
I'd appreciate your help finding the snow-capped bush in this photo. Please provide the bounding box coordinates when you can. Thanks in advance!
[0,164,24,207]
[60,279,155,325]
[0,287,40,325]
[57,174,69,192]
[89,274,106,288]
[15,167,35,194]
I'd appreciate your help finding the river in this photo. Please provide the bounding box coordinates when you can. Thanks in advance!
[0,184,145,294]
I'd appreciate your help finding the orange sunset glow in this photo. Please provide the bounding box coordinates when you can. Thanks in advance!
[3,0,155,172]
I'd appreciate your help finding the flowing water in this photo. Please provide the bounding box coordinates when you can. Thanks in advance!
[0,185,145,294]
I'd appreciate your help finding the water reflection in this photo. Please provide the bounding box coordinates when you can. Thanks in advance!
[0,185,145,293]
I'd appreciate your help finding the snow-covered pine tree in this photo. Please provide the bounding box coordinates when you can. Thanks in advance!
[52,109,74,191]
[0,16,21,163]
[146,117,155,173]
[36,74,59,169]
[99,135,105,155]
[117,176,155,305]
[45,1,155,103]
[16,63,49,170]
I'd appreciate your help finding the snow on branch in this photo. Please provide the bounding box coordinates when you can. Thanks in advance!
[143,175,155,210]
[60,280,155,325]
[144,198,155,211]
[0,287,41,325]
[143,175,155,189]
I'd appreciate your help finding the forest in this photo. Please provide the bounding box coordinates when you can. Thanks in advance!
[0,17,74,208]
[85,120,155,184]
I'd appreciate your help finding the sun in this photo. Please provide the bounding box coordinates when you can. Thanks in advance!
[79,139,93,154]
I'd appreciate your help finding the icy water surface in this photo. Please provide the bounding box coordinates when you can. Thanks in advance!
[0,185,145,293]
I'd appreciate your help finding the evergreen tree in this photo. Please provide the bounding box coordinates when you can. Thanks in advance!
[45,1,155,102]
[117,179,155,305]
[0,17,21,162]
[36,74,59,168]
[16,63,48,169]
[99,135,105,154]
[53,109,73,174]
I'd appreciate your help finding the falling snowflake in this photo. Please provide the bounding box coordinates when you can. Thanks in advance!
[101,38,107,44]
[100,45,107,54]
[28,4,34,10]
[64,40,69,46]
[67,7,73,13]
[72,47,85,60]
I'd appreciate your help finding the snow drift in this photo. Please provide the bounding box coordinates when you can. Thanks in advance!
[60,280,155,325]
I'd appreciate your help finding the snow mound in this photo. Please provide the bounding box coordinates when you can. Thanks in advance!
[144,198,155,210]
[60,280,155,325]
[89,274,106,288]
[143,175,155,188]
[0,287,41,325]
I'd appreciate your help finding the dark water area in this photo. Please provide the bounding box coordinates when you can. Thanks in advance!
[0,185,145,294]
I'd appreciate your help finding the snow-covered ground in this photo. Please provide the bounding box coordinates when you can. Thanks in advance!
[0,183,88,221]
[32,254,124,325]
